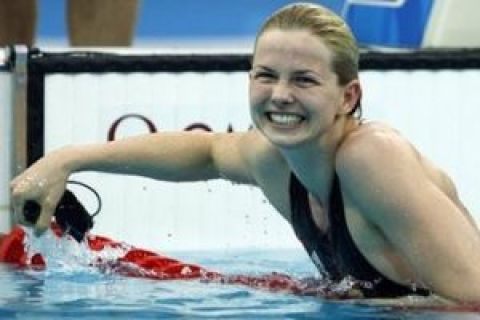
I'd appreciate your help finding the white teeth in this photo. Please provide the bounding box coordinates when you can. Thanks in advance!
[269,113,303,125]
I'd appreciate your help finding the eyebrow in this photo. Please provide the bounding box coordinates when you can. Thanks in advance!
[293,70,318,76]
[252,65,321,76]
[251,65,275,72]
[251,65,325,82]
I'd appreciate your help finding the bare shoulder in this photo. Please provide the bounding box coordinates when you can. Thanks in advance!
[336,121,418,174]
[334,121,430,226]
[211,130,289,185]
[239,130,288,170]
[336,121,467,214]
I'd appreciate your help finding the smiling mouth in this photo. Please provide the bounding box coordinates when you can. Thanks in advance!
[267,112,305,126]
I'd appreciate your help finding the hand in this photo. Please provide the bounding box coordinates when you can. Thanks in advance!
[10,149,71,236]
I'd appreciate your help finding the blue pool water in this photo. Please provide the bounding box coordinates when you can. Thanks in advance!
[0,234,479,319]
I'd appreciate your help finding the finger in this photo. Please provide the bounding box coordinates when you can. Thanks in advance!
[11,195,23,213]
[11,185,37,226]
[10,175,29,191]
[33,201,56,237]
[10,183,23,203]
[13,206,28,226]
[34,211,53,237]
[10,191,27,225]
[10,173,40,195]
[10,174,23,188]
[10,182,31,206]
[34,224,49,237]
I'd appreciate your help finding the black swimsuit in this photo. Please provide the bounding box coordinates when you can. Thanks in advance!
[289,173,430,298]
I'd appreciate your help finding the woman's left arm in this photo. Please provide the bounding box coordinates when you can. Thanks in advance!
[337,131,480,304]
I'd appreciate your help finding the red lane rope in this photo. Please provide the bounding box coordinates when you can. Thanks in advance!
[0,225,303,293]
[3,225,480,312]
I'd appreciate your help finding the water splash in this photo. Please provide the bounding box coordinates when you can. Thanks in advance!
[19,229,389,301]
[21,227,127,276]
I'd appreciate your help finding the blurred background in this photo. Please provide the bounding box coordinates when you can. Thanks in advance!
[35,0,480,50]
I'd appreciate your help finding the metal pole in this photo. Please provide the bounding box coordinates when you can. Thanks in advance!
[12,45,29,176]
[7,45,29,230]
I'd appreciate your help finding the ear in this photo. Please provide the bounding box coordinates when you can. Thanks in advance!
[340,79,362,115]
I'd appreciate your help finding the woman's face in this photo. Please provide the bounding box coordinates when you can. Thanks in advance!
[249,29,351,149]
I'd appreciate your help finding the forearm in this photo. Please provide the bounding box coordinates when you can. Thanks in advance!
[63,132,218,182]
[11,131,253,233]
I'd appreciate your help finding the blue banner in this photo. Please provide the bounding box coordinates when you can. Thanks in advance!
[344,0,434,48]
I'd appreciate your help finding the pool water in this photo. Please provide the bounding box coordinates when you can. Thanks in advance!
[0,234,479,319]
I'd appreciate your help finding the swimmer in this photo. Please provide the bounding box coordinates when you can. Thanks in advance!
[9,2,480,304]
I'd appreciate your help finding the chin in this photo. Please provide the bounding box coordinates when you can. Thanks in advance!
[262,129,313,149]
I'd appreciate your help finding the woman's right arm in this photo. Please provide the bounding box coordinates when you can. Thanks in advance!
[10,131,257,234]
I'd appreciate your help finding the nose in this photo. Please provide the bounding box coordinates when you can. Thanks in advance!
[271,81,294,106]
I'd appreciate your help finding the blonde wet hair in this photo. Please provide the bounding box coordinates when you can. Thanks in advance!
[255,2,361,115]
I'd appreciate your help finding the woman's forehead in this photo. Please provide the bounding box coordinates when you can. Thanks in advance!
[253,29,334,72]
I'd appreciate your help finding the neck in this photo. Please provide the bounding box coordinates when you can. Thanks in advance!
[280,116,358,196]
